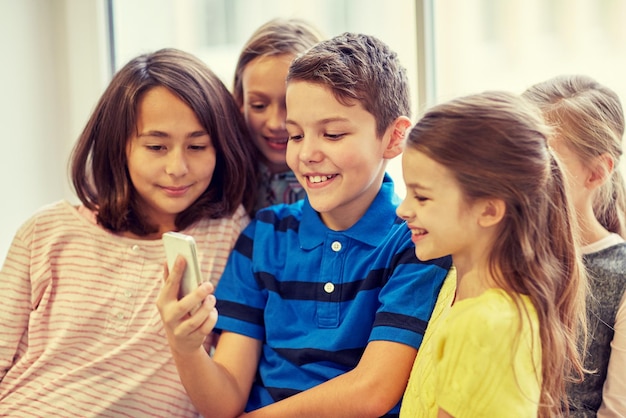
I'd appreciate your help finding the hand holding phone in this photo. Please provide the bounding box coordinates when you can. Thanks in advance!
[162,232,202,305]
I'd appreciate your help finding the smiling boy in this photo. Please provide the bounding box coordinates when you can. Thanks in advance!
[157,33,451,418]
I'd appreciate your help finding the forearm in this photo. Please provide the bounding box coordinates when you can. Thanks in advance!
[172,346,248,418]
[243,341,416,418]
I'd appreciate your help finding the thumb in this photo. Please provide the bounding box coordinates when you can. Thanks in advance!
[161,255,187,299]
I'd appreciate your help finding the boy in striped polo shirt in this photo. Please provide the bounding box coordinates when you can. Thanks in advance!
[158,33,452,417]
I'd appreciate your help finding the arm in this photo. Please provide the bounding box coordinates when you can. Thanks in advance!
[0,234,32,383]
[242,340,416,418]
[157,257,262,418]
[598,291,626,418]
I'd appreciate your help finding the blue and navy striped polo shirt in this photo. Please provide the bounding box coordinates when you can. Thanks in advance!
[215,175,451,415]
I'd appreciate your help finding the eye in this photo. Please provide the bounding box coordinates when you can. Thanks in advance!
[324,133,346,140]
[288,134,304,141]
[250,102,267,111]
[146,145,166,151]
[414,194,429,202]
[188,145,207,151]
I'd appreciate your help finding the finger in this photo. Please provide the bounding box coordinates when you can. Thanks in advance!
[180,293,217,333]
[165,256,188,296]
[156,256,188,314]
[181,281,213,316]
[198,295,219,334]
[161,260,169,282]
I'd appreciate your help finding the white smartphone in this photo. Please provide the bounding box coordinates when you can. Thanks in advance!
[162,232,202,303]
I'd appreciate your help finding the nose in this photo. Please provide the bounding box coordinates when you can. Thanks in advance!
[396,197,413,221]
[296,136,323,164]
[165,148,189,177]
[267,104,287,131]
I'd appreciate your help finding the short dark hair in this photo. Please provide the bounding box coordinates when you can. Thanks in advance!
[71,48,257,236]
[287,32,411,137]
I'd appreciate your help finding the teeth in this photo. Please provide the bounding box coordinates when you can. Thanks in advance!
[309,175,333,184]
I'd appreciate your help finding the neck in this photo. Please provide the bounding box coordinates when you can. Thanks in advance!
[453,261,497,303]
[576,204,611,246]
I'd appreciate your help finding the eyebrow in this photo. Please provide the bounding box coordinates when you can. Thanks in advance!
[137,130,208,138]
[405,182,432,191]
[285,116,351,126]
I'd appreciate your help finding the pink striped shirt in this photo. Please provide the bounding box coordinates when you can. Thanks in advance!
[0,200,249,417]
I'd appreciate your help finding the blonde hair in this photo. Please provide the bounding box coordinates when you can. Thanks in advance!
[233,18,324,108]
[523,74,626,238]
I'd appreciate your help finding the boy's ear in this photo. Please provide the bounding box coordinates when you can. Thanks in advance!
[383,116,412,159]
[586,152,614,190]
[477,198,506,228]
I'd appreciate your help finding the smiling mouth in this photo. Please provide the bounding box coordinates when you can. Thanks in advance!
[307,174,336,184]
[265,136,288,145]
[161,185,191,196]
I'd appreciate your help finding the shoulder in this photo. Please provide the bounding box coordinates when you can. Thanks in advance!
[252,201,304,232]
[30,200,76,218]
[585,242,626,267]
[446,290,536,341]
[15,200,91,238]
[584,243,626,285]
[256,201,303,220]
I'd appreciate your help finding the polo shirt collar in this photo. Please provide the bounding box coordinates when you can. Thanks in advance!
[299,174,400,249]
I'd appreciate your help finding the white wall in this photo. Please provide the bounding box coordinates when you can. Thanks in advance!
[0,0,109,262]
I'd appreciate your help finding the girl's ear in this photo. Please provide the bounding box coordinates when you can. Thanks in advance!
[383,116,412,159]
[477,198,506,228]
[586,152,614,190]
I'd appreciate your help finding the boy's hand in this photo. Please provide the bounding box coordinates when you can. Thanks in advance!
[156,256,219,355]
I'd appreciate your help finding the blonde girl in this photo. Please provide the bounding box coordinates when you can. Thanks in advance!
[524,74,626,417]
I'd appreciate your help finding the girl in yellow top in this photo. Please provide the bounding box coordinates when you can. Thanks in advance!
[397,91,587,417]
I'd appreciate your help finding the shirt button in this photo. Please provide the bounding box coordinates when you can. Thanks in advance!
[116,312,125,320]
[124,290,132,298]
[324,282,335,293]
[131,244,140,252]
[331,241,342,252]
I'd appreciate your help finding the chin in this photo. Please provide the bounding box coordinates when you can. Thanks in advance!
[414,248,439,262]
[307,198,336,215]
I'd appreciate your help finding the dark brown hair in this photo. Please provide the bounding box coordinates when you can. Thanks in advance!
[287,32,411,137]
[407,91,586,417]
[71,48,257,236]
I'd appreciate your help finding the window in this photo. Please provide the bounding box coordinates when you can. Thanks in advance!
[4,1,626,261]
[431,0,626,176]
[110,0,419,196]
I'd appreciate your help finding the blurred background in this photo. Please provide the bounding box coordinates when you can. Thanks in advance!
[2,0,626,261]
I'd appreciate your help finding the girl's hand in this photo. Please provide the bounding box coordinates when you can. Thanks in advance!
[156,256,219,355]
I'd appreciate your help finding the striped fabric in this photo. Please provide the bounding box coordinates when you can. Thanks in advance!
[215,175,452,415]
[0,200,249,417]
[254,163,306,211]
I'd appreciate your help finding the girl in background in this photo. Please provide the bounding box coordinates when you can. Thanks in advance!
[233,17,324,210]
[0,48,256,417]
[524,74,626,417]
[397,91,586,417]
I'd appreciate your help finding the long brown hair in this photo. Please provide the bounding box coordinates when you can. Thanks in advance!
[523,74,626,238]
[71,48,257,236]
[407,91,586,417]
